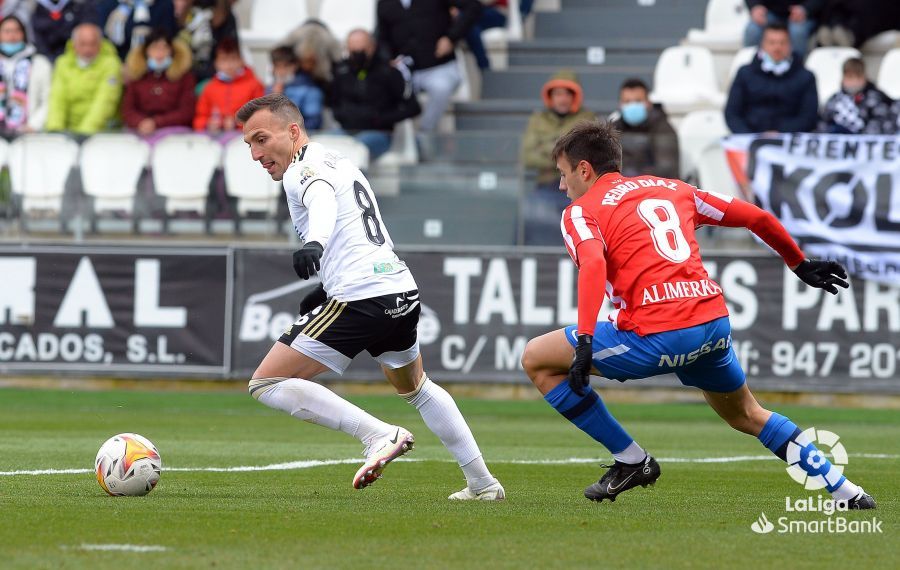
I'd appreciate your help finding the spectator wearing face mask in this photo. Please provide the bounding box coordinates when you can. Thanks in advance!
[0,15,52,135]
[122,29,195,142]
[46,22,122,135]
[266,45,323,131]
[175,0,238,85]
[609,78,679,179]
[820,57,897,134]
[193,37,262,136]
[330,28,420,160]
[725,22,818,134]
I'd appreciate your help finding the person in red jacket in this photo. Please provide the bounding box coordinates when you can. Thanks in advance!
[519,120,875,509]
[122,29,196,143]
[193,37,263,137]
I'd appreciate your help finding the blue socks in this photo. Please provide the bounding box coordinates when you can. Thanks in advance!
[544,381,634,455]
[758,412,848,493]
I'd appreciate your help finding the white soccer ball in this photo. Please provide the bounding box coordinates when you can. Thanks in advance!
[95,433,162,496]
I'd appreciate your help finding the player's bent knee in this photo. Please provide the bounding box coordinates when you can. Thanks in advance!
[248,377,288,401]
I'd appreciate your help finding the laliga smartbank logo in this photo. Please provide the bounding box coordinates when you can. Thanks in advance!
[750,427,883,535]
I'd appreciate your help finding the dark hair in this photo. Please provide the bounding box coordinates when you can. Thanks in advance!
[843,57,865,76]
[270,45,296,65]
[620,77,649,94]
[763,22,789,37]
[142,29,173,57]
[236,92,305,128]
[215,37,241,57]
[551,120,622,176]
[0,15,28,42]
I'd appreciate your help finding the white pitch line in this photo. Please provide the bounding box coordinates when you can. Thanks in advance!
[3,453,897,477]
[70,544,168,552]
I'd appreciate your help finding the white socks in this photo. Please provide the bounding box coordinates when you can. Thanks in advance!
[613,441,647,465]
[402,375,496,492]
[256,378,394,446]
[832,479,862,502]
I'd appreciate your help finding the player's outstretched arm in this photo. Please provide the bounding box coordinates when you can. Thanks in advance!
[569,239,607,396]
[705,195,849,294]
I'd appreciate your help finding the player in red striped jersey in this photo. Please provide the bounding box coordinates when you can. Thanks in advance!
[521,121,875,508]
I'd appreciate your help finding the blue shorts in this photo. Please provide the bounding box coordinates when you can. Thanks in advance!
[564,316,746,393]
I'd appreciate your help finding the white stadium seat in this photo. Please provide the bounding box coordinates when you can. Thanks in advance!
[876,47,900,99]
[805,47,862,107]
[0,137,8,168]
[686,0,749,50]
[223,135,282,216]
[726,45,757,89]
[696,143,741,199]
[375,119,419,167]
[677,110,730,181]
[309,134,370,171]
[80,133,150,215]
[651,46,726,115]
[151,134,222,215]
[318,0,376,45]
[8,133,79,214]
[240,0,309,46]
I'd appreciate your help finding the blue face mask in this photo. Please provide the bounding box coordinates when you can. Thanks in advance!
[621,102,648,126]
[0,42,25,56]
[147,56,172,73]
[216,71,232,82]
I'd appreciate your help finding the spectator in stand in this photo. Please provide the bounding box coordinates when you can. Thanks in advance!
[95,0,177,61]
[820,58,897,134]
[32,0,97,62]
[266,46,323,131]
[46,22,122,135]
[122,29,195,142]
[281,20,342,94]
[174,0,237,85]
[609,78,679,179]
[377,0,482,132]
[744,0,822,58]
[330,29,421,161]
[465,1,508,70]
[1,1,32,34]
[193,37,262,138]
[0,16,52,136]
[725,23,818,134]
[520,70,595,245]
[816,0,900,49]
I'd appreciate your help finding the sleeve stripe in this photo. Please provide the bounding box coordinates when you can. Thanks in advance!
[694,194,727,222]
[570,205,598,241]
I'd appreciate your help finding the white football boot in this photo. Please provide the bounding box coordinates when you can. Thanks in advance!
[448,480,506,501]
[352,427,415,489]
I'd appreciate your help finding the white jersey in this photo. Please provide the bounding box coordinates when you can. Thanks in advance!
[282,142,417,301]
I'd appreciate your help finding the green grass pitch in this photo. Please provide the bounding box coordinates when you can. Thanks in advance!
[0,387,896,569]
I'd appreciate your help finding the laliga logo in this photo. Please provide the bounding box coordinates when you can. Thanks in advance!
[785,428,848,490]
[751,512,775,534]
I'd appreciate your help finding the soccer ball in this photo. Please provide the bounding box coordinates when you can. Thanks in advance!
[95,433,162,496]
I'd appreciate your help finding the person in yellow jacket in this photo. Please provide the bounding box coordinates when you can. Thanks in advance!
[520,69,596,245]
[46,23,122,135]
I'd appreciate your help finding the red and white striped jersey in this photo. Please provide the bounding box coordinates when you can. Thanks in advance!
[560,172,733,335]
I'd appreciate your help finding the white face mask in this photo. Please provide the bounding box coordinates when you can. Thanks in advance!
[76,56,94,68]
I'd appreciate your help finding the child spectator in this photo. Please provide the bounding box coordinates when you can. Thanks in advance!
[193,37,262,136]
[0,15,52,135]
[122,29,196,142]
[820,57,897,134]
[267,46,323,131]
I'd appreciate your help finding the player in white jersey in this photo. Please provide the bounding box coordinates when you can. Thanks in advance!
[237,93,504,500]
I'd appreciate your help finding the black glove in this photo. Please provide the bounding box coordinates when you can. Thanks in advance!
[793,259,849,295]
[293,241,323,280]
[298,283,327,315]
[567,334,594,397]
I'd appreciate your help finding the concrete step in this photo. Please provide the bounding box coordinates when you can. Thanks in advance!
[535,8,704,40]
[562,0,707,8]
[379,193,519,246]
[453,99,616,131]
[508,39,665,67]
[480,66,652,101]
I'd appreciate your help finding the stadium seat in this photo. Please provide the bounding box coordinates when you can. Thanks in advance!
[677,110,730,181]
[0,137,8,168]
[651,46,726,115]
[151,134,222,216]
[696,143,741,199]
[318,0,376,44]
[374,119,419,167]
[805,47,862,107]
[223,135,282,217]
[309,133,370,171]
[80,133,150,217]
[726,46,757,89]
[8,133,79,215]
[240,0,308,46]
[686,0,749,51]
[876,47,900,99]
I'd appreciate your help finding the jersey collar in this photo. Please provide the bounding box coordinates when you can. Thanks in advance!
[293,144,308,164]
